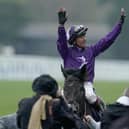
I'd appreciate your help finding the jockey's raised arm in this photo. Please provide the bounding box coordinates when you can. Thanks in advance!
[91,8,126,57]
[91,21,123,57]
[57,26,68,59]
[57,8,69,59]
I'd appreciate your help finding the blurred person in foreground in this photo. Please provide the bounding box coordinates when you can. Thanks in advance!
[84,88,129,129]
[17,75,88,129]
[57,7,126,109]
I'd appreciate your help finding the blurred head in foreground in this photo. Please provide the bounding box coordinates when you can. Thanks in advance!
[32,74,58,98]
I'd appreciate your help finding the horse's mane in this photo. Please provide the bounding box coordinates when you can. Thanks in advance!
[65,69,78,74]
[64,69,84,80]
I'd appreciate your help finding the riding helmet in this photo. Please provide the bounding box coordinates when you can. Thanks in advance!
[67,25,88,45]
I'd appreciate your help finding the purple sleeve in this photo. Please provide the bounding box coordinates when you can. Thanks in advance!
[91,21,123,57]
[57,26,69,59]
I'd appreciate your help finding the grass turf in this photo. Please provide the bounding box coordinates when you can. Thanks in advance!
[0,81,128,116]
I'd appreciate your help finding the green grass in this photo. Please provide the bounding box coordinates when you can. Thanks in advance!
[0,81,129,116]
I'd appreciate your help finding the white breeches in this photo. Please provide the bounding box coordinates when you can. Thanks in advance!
[84,82,97,104]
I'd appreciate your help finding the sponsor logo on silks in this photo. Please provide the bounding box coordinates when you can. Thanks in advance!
[77,56,88,68]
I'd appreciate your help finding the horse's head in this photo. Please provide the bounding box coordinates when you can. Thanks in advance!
[61,65,87,116]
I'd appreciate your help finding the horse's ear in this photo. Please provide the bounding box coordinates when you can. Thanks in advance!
[61,65,68,78]
[123,88,129,97]
[80,64,87,80]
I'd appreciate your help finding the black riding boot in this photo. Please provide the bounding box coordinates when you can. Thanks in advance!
[92,97,105,112]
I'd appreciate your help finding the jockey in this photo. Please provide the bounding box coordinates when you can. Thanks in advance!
[57,8,126,107]
[17,75,87,129]
[84,87,129,129]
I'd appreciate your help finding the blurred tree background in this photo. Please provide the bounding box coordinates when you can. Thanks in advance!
[0,0,28,43]
[0,0,128,59]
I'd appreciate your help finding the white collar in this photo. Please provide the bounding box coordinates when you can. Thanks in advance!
[116,96,129,106]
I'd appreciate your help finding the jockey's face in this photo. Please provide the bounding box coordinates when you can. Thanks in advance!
[75,36,86,48]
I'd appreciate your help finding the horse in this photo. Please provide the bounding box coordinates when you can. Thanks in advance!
[110,114,129,129]
[61,64,104,121]
[105,88,129,129]
[0,113,19,129]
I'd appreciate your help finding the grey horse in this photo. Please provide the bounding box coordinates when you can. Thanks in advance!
[0,113,18,129]
[61,65,105,120]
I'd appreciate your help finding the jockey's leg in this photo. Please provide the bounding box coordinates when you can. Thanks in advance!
[84,82,97,103]
[84,82,101,110]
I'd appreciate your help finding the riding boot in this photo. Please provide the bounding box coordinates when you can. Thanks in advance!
[92,97,105,112]
[92,98,101,111]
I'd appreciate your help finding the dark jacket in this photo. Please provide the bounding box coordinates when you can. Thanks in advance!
[101,103,129,129]
[17,96,88,129]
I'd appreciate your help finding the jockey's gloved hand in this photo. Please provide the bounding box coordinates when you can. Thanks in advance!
[120,8,126,24]
[58,8,67,25]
